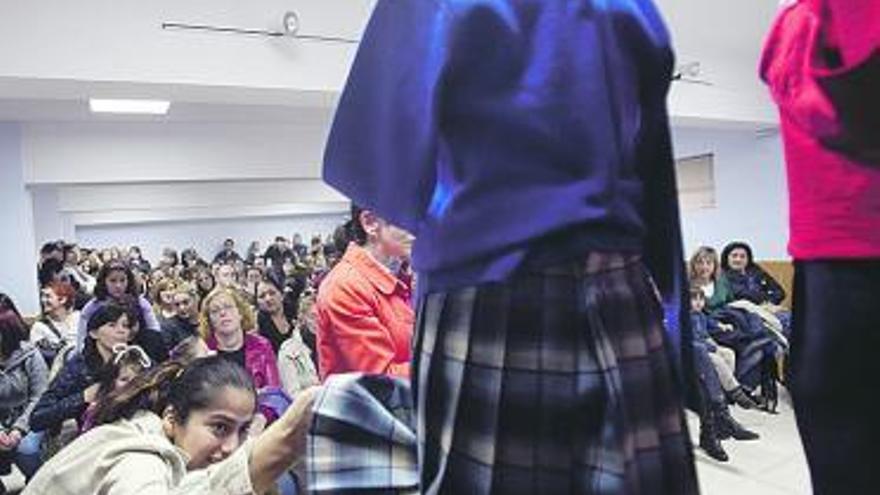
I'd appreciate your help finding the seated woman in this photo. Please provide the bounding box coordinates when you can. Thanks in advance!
[30,281,80,365]
[161,283,202,354]
[689,246,734,311]
[30,302,132,435]
[76,260,161,352]
[117,295,169,364]
[24,355,318,494]
[256,276,319,398]
[721,241,792,339]
[689,247,783,411]
[193,268,216,303]
[316,205,414,380]
[255,274,299,354]
[0,298,49,484]
[199,288,281,426]
[150,278,179,327]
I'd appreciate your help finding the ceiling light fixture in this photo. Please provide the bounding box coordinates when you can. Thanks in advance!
[89,99,171,115]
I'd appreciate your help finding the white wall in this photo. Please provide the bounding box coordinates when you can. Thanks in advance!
[0,123,40,313]
[21,119,350,250]
[76,212,349,264]
[22,121,331,184]
[672,127,789,261]
[0,0,375,93]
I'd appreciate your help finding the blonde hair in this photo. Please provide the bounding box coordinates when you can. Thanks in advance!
[172,281,199,300]
[688,246,720,283]
[150,277,178,309]
[198,288,257,340]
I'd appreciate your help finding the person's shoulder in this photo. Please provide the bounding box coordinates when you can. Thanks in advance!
[245,332,274,350]
[319,256,367,292]
[30,319,50,334]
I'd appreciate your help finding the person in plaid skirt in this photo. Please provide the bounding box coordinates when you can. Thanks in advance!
[323,0,698,493]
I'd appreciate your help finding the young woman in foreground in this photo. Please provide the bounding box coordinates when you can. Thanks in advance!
[24,355,316,494]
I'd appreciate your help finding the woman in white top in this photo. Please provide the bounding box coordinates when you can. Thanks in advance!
[24,354,317,495]
[29,282,80,358]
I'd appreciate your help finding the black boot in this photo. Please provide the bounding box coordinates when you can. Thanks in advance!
[728,386,759,410]
[759,358,780,414]
[699,409,729,462]
[717,406,760,441]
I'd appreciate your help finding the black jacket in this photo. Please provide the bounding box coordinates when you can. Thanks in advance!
[29,354,97,432]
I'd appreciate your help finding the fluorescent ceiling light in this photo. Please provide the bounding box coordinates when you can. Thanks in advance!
[89,99,170,115]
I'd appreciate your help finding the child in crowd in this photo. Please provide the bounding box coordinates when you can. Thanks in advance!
[690,288,758,409]
[80,344,152,432]
[691,288,760,462]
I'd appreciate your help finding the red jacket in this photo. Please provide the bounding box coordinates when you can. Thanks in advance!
[760,0,880,259]
[316,244,414,380]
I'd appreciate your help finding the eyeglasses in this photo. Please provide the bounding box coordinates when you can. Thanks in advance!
[111,343,152,369]
[208,302,236,316]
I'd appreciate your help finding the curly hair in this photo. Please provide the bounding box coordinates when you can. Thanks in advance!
[198,288,257,341]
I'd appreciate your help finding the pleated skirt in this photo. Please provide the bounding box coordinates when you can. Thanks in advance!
[412,254,699,495]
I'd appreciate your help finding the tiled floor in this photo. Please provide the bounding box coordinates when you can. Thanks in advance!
[3,390,812,494]
[688,388,813,495]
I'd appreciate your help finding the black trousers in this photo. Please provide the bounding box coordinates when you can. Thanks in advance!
[789,260,880,494]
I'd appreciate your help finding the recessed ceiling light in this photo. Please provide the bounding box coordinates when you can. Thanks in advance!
[89,99,171,115]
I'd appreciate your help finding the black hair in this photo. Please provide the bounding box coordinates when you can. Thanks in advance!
[262,270,286,294]
[0,298,28,359]
[40,241,63,257]
[83,301,133,372]
[0,293,25,321]
[162,248,180,267]
[94,355,256,426]
[38,258,65,287]
[720,242,755,271]
[342,204,368,246]
[94,260,140,300]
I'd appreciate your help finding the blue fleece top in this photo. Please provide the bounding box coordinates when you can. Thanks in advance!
[323,0,685,306]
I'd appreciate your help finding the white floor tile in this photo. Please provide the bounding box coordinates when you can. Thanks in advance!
[689,387,813,495]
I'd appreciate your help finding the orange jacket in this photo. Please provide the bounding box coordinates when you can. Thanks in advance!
[316,244,414,380]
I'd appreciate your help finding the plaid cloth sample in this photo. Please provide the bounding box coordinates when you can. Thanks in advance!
[308,373,419,494]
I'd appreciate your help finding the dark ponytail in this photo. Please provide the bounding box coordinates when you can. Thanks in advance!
[344,204,368,246]
[94,355,256,426]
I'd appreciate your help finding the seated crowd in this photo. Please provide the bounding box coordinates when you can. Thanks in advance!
[687,241,792,462]
[2,228,789,492]
[2,208,420,494]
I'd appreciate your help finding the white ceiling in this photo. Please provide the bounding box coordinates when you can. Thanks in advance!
[0,0,782,127]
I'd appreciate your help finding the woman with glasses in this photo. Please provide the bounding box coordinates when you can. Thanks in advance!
[199,288,280,430]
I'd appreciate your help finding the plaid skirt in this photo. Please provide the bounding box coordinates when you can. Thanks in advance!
[412,253,698,495]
